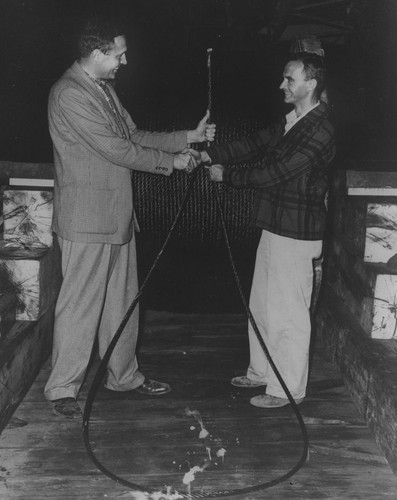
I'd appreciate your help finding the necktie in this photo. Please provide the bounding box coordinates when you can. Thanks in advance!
[97,81,127,139]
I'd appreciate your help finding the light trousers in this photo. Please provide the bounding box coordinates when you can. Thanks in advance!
[44,235,144,401]
[246,230,322,399]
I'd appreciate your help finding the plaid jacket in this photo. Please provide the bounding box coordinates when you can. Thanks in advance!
[207,102,335,240]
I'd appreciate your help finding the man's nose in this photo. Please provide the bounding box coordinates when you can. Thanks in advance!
[279,79,285,90]
[121,54,127,65]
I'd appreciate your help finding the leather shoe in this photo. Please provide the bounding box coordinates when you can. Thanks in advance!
[231,375,266,388]
[135,379,171,396]
[52,398,82,419]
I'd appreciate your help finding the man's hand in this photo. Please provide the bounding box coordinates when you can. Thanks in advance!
[173,152,197,173]
[187,110,216,144]
[182,148,212,167]
[208,164,224,182]
[182,148,202,166]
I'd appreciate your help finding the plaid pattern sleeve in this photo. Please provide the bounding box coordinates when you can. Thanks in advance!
[207,126,275,165]
[211,103,336,240]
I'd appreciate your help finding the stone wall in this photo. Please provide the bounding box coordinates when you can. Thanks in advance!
[316,168,397,474]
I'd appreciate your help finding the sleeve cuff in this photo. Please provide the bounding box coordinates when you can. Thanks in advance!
[154,155,174,176]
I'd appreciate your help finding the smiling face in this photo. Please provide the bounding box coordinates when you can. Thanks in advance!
[279,60,315,107]
[93,35,127,80]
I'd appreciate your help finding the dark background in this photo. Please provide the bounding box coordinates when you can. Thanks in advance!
[2,0,397,163]
[1,0,396,312]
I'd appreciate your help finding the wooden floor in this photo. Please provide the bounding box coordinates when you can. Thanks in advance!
[1,311,397,499]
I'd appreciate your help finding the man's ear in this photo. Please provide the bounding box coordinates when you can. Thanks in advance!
[92,49,104,61]
[307,78,317,93]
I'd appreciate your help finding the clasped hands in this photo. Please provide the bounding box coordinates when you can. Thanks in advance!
[174,146,224,181]
[173,150,224,181]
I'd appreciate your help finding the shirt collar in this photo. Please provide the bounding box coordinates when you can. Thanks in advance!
[286,101,320,123]
[284,101,320,134]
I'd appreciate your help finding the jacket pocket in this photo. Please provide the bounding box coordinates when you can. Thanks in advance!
[73,188,118,235]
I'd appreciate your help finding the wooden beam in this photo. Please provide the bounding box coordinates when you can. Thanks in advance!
[346,170,397,196]
[0,161,54,185]
[346,170,397,189]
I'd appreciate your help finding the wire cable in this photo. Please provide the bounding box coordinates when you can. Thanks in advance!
[82,169,309,498]
[82,46,308,498]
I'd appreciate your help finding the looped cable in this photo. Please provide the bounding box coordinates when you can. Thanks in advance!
[82,171,309,498]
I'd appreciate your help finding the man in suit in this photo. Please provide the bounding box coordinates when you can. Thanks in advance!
[193,53,335,408]
[45,16,215,418]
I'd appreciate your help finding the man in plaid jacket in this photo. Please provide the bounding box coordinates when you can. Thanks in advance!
[198,53,335,408]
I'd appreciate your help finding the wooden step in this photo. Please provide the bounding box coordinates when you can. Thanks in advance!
[316,285,397,474]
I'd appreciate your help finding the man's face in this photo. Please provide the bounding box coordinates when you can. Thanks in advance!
[279,60,313,105]
[95,35,127,80]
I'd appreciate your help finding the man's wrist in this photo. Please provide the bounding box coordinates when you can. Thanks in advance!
[187,130,198,144]
[201,151,211,165]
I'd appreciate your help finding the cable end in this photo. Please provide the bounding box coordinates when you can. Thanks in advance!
[207,48,213,67]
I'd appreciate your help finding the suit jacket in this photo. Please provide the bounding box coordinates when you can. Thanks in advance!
[48,61,187,244]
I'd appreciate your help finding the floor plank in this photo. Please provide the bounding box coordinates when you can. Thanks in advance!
[1,311,397,499]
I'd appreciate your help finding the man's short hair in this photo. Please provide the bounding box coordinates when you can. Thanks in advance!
[290,53,327,102]
[78,16,125,59]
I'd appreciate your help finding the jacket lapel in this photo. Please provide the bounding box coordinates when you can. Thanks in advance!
[281,101,328,141]
[69,62,129,139]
